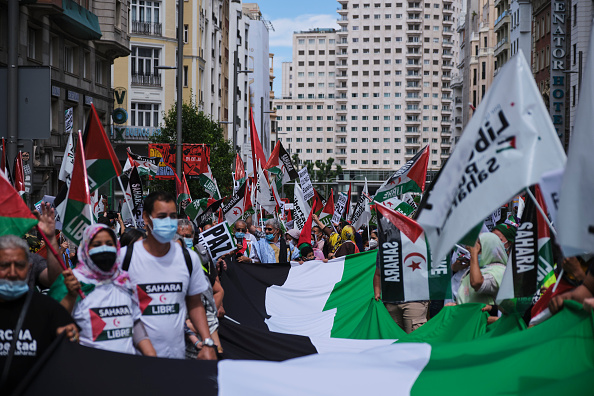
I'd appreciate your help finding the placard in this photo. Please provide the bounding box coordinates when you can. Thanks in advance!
[199,221,235,261]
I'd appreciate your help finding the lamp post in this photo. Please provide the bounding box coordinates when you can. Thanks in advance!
[176,0,184,178]
[260,96,275,154]
[232,49,252,166]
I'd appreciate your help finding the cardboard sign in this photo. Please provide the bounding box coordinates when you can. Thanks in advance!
[298,167,314,201]
[199,221,235,261]
[332,193,348,224]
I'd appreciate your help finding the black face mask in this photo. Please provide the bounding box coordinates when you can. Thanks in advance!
[90,252,117,272]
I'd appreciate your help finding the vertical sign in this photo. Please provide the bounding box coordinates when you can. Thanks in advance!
[550,0,567,141]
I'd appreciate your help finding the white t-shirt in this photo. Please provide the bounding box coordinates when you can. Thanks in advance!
[72,270,141,354]
[120,240,209,359]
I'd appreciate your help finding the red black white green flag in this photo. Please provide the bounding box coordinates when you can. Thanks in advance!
[13,151,26,200]
[62,132,93,245]
[0,174,38,237]
[175,172,192,212]
[83,104,123,192]
[374,145,429,202]
[265,141,298,188]
[376,203,450,302]
[0,137,12,184]
[223,181,248,225]
[249,107,266,177]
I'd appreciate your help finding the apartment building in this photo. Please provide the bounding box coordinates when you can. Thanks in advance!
[0,0,129,201]
[275,0,463,184]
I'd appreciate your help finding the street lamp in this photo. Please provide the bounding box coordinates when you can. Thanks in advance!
[232,49,252,169]
[260,96,275,154]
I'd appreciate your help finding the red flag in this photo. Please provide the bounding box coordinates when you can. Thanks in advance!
[298,205,314,249]
[376,202,425,243]
[13,151,25,197]
[322,189,335,215]
[244,179,253,213]
[265,140,280,170]
[84,103,123,191]
[312,189,325,214]
[235,154,245,181]
[0,174,38,237]
[249,107,266,177]
[0,138,12,184]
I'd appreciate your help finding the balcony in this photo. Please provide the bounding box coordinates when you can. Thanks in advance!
[442,27,453,36]
[337,17,348,26]
[337,7,348,15]
[131,73,161,87]
[443,6,453,14]
[337,72,348,80]
[494,37,510,56]
[455,117,462,126]
[494,10,510,31]
[337,61,348,70]
[131,20,162,36]
[442,39,453,47]
[337,39,349,48]
[443,17,454,26]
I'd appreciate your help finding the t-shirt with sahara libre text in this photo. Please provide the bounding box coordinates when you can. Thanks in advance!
[71,269,141,354]
[120,240,209,359]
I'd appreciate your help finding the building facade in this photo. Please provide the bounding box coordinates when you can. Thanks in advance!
[275,0,464,188]
[0,0,129,202]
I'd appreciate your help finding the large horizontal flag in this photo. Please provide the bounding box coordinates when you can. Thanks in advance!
[222,181,247,225]
[83,104,122,192]
[557,25,594,258]
[374,145,429,202]
[376,203,451,302]
[62,132,93,245]
[416,51,566,262]
[0,174,38,237]
[218,301,594,396]
[220,250,404,340]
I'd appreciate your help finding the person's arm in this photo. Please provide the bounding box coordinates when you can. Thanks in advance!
[60,269,81,314]
[467,240,484,292]
[312,214,333,237]
[132,320,157,356]
[117,213,126,236]
[373,266,381,301]
[186,294,217,360]
[37,203,63,285]
[212,276,224,311]
[550,272,594,314]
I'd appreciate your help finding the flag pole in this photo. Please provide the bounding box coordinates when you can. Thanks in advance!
[36,225,85,299]
[117,175,137,228]
[524,188,557,237]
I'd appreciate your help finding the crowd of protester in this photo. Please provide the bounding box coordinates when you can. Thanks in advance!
[1,191,593,393]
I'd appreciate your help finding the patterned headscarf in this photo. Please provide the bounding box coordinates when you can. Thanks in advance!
[76,224,130,286]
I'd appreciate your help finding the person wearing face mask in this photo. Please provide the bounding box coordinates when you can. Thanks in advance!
[119,191,216,360]
[492,221,517,255]
[51,224,156,357]
[0,235,78,393]
[251,219,297,263]
[367,231,379,250]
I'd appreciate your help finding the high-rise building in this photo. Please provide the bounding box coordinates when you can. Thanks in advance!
[275,0,463,187]
[493,0,532,75]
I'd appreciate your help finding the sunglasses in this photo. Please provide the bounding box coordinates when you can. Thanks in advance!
[235,228,247,232]
[265,227,274,231]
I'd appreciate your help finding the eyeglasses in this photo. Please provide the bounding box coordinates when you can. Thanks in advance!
[265,227,274,231]
[235,228,247,232]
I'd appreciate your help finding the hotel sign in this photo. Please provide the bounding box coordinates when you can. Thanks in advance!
[550,0,567,141]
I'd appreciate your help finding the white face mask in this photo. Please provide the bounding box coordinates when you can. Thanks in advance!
[368,239,378,249]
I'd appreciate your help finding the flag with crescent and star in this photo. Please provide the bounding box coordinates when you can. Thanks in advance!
[223,181,247,225]
[376,202,451,303]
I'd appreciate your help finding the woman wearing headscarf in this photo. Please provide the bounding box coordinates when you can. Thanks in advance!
[332,225,360,258]
[51,224,156,356]
[456,232,508,305]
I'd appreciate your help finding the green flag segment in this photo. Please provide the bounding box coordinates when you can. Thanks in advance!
[0,175,38,237]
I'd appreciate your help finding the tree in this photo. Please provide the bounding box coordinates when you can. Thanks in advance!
[291,155,343,199]
[150,99,235,201]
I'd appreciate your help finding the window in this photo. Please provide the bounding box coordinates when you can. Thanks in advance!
[64,43,77,74]
[131,0,161,35]
[131,46,160,77]
[131,103,159,127]
[183,65,188,87]
[298,39,305,44]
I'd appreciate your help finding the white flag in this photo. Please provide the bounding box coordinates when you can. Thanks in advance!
[293,184,311,232]
[255,166,276,214]
[557,24,594,257]
[416,51,566,262]
[58,132,75,185]
[539,168,563,225]
[352,178,371,231]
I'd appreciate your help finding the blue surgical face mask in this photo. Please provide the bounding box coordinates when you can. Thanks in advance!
[235,232,245,240]
[265,233,275,242]
[183,238,194,249]
[149,216,178,244]
[0,279,29,301]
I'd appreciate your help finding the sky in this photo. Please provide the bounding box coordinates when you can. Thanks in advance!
[255,0,340,96]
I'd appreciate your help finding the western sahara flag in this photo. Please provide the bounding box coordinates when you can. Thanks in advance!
[497,186,555,302]
[16,301,593,396]
[416,51,566,262]
[83,104,122,192]
[374,145,429,202]
[62,132,93,245]
[175,172,192,212]
[376,203,451,302]
[123,147,159,177]
[557,25,594,257]
[351,178,371,231]
[218,301,594,396]
[220,251,405,340]
[222,181,247,225]
[58,131,75,185]
[265,140,298,187]
[198,165,221,200]
[0,174,38,237]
